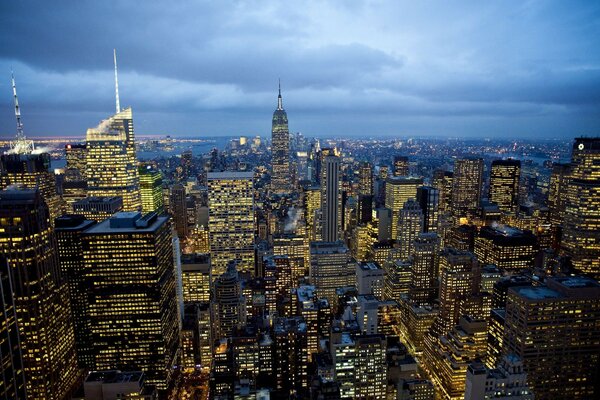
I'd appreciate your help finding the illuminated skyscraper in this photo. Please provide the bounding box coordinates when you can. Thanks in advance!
[385,176,423,239]
[72,196,123,221]
[55,215,97,370]
[310,241,355,303]
[393,156,409,176]
[0,153,63,222]
[208,171,255,277]
[85,107,141,211]
[139,165,164,214]
[320,149,342,242]
[358,161,374,196]
[503,276,600,399]
[181,253,211,303]
[451,158,483,222]
[271,82,291,194]
[213,262,246,339]
[474,226,537,273]
[65,143,87,175]
[0,257,26,400]
[409,233,440,305]
[82,211,180,391]
[561,137,600,279]
[489,159,520,214]
[548,162,571,226]
[433,170,453,212]
[396,199,424,259]
[0,189,80,399]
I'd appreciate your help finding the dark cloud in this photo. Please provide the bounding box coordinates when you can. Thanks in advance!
[0,0,599,138]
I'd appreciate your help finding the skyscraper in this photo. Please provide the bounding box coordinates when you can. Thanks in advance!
[0,189,80,399]
[451,158,483,222]
[474,226,537,273]
[385,176,423,237]
[310,241,355,303]
[213,262,246,339]
[86,107,141,211]
[139,165,164,214]
[320,149,342,242]
[81,211,180,391]
[271,82,291,194]
[548,162,571,226]
[208,171,255,277]
[503,276,600,399]
[489,159,521,214]
[417,186,439,233]
[0,257,26,400]
[561,137,600,279]
[358,161,374,196]
[396,199,424,259]
[393,156,409,176]
[170,183,188,239]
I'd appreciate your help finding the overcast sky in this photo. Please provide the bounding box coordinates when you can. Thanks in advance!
[1,1,599,139]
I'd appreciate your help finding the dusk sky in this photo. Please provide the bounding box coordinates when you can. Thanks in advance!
[1,1,599,139]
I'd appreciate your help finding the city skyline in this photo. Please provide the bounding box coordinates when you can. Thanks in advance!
[1,1,600,138]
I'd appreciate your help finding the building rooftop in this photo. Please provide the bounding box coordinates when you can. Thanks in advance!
[512,286,563,300]
[207,171,254,179]
[84,211,167,234]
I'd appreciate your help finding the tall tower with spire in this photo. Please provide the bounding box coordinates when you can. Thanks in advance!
[271,80,291,194]
[8,71,34,155]
[85,50,141,211]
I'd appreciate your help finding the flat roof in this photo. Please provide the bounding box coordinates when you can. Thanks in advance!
[207,171,253,179]
[512,286,563,300]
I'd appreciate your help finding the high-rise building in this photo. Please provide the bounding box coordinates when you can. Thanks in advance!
[451,158,483,222]
[354,334,387,399]
[180,253,211,303]
[474,226,537,273]
[271,83,291,194]
[548,162,571,226]
[0,257,26,400]
[385,176,423,237]
[55,214,98,370]
[320,149,342,242]
[433,170,453,212]
[561,137,600,279]
[393,156,409,176]
[310,241,355,303]
[208,171,255,277]
[85,108,141,211]
[213,262,246,339]
[383,259,412,303]
[465,355,533,400]
[358,161,373,196]
[503,276,600,399]
[356,262,384,298]
[396,198,424,259]
[139,165,164,214]
[489,159,521,214]
[417,186,439,232]
[0,189,80,399]
[170,183,188,239]
[409,233,439,305]
[0,153,63,222]
[65,143,87,175]
[82,211,180,391]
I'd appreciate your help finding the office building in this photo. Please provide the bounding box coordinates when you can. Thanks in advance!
[383,260,412,303]
[451,158,483,222]
[358,161,373,196]
[393,155,409,176]
[0,257,26,400]
[180,253,211,303]
[208,171,255,277]
[320,149,342,242]
[474,225,537,272]
[417,185,439,232]
[409,233,439,305]
[489,159,521,214]
[503,276,600,399]
[170,183,188,239]
[271,83,291,194]
[356,262,384,298]
[561,137,600,279]
[310,241,355,303]
[139,165,164,214]
[72,196,123,221]
[82,370,157,400]
[55,215,98,369]
[465,355,533,400]
[0,152,63,222]
[65,143,87,174]
[433,170,453,212]
[354,334,387,399]
[213,262,246,339]
[548,162,571,226]
[86,108,141,211]
[396,198,424,259]
[385,176,423,237]
[0,189,80,399]
[82,211,180,391]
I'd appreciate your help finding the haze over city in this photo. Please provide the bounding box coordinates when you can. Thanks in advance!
[1,0,600,138]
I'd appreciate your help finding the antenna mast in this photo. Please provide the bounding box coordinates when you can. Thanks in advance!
[114,49,120,114]
[9,71,34,154]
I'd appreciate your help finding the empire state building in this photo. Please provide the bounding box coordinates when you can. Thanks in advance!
[271,82,291,194]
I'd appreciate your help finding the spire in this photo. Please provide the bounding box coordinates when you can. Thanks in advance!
[8,70,34,154]
[114,48,120,114]
[277,78,283,110]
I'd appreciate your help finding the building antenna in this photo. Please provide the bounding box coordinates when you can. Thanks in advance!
[8,70,34,154]
[114,48,120,113]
